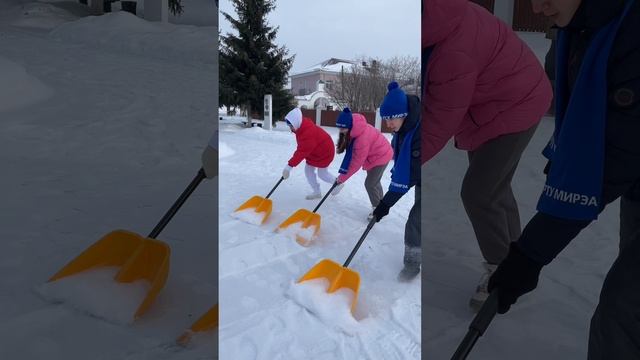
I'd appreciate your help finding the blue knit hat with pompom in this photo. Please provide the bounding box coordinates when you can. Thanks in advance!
[336,107,353,129]
[380,81,408,120]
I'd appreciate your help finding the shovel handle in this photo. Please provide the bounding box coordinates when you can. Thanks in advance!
[148,168,206,239]
[342,218,376,268]
[451,290,499,360]
[312,181,339,213]
[265,177,284,199]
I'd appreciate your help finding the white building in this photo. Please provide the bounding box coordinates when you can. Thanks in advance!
[290,58,355,110]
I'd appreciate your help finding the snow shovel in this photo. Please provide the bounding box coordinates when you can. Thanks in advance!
[451,290,499,360]
[176,303,218,346]
[233,177,284,224]
[276,181,339,246]
[48,168,207,320]
[297,217,376,313]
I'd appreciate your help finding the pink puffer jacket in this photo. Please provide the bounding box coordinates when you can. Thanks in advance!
[422,0,552,163]
[337,113,393,183]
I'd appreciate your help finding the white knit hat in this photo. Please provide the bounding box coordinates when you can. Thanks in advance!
[284,108,302,129]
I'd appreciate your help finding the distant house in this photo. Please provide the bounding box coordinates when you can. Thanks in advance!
[471,0,549,32]
[290,58,355,96]
[290,58,355,110]
[290,57,419,110]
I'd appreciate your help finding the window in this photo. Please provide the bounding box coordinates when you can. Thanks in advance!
[325,80,333,90]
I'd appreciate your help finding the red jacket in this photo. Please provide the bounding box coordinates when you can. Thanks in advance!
[422,0,552,162]
[288,118,335,168]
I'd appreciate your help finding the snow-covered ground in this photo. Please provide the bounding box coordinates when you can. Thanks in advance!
[218,118,421,359]
[0,2,217,359]
[423,32,620,359]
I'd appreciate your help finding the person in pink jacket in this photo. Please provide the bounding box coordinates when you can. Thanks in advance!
[332,108,393,220]
[422,0,553,310]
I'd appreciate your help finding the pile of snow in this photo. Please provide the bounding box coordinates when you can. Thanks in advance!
[5,2,79,30]
[35,267,150,325]
[50,12,216,65]
[287,279,359,335]
[0,56,53,112]
[1,9,216,358]
[219,141,235,159]
[231,207,266,225]
[277,220,318,246]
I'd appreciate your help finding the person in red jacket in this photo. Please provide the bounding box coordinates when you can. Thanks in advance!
[282,108,336,199]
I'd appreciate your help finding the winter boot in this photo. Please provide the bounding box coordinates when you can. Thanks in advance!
[305,191,322,200]
[398,245,421,282]
[469,262,498,312]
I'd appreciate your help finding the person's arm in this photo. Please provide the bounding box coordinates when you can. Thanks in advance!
[372,183,417,222]
[422,51,478,163]
[337,136,370,183]
[288,132,316,167]
[380,190,404,208]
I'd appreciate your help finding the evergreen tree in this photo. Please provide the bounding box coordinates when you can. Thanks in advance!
[220,0,295,126]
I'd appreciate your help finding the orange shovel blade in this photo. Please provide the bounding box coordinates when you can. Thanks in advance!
[276,209,321,246]
[298,259,360,313]
[234,196,272,224]
[48,229,170,320]
[176,304,219,346]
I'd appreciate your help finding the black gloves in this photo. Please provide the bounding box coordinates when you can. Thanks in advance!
[488,242,544,314]
[372,201,391,222]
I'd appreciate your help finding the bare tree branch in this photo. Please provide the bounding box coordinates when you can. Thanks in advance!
[326,55,420,112]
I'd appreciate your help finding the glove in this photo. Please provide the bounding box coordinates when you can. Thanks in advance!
[372,201,391,222]
[282,165,292,179]
[487,242,544,314]
[201,145,218,179]
[331,180,344,196]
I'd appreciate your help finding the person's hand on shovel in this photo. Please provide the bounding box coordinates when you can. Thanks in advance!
[487,242,544,314]
[331,179,345,196]
[372,201,391,222]
[282,165,292,179]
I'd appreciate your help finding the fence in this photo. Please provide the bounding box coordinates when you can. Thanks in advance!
[300,109,393,133]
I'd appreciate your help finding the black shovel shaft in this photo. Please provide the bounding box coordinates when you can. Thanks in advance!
[451,290,499,360]
[312,181,339,213]
[148,168,206,239]
[451,329,480,360]
[343,218,376,267]
[265,177,284,199]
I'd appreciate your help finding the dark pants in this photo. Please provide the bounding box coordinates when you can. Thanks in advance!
[364,164,387,208]
[461,124,538,265]
[405,185,421,249]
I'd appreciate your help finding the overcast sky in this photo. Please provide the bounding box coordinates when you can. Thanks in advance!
[218,0,420,73]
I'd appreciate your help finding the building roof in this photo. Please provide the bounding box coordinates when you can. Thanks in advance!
[291,58,356,78]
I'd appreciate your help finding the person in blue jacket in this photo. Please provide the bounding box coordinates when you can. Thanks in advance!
[488,0,640,357]
[372,81,421,282]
